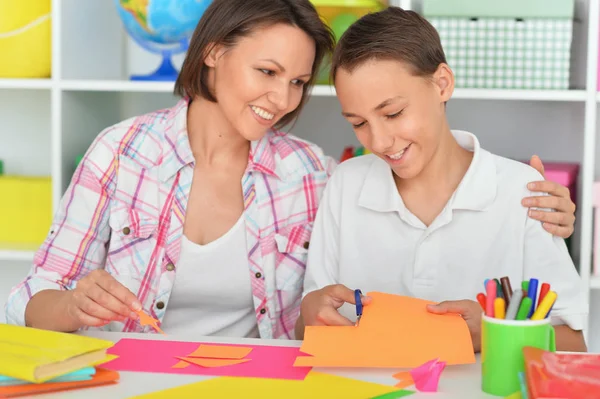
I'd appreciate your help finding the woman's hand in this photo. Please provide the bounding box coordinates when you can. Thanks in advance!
[301,284,371,327]
[66,270,142,328]
[427,299,483,352]
[523,155,576,239]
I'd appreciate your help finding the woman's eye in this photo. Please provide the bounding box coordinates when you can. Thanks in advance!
[260,69,275,76]
[352,121,366,128]
[291,79,306,87]
[386,110,403,119]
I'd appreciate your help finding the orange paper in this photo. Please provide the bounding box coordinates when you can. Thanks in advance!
[294,292,475,368]
[136,310,166,335]
[175,357,251,368]
[0,369,119,398]
[171,361,191,369]
[186,344,253,359]
[393,372,414,389]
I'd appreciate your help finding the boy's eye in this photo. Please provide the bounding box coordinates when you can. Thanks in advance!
[352,121,366,128]
[386,110,403,119]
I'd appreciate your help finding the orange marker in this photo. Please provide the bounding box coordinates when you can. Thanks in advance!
[494,297,506,319]
[476,293,486,310]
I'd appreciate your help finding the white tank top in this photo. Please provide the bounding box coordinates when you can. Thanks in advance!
[160,215,259,338]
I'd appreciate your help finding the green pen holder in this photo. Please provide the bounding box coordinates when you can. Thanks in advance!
[481,315,555,396]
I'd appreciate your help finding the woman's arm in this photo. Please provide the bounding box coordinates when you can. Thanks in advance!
[555,325,587,352]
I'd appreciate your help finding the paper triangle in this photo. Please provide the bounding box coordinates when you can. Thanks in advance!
[175,356,251,368]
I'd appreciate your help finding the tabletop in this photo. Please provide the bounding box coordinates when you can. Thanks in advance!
[34,331,497,399]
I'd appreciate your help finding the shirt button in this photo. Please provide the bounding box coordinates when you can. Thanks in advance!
[255,272,262,279]
[166,263,175,272]
[303,241,309,249]
[260,308,266,314]
[122,227,131,235]
[156,301,165,310]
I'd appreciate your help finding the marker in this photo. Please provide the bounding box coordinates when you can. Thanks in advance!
[516,297,532,320]
[538,283,550,304]
[486,280,496,317]
[484,279,490,289]
[527,278,539,318]
[522,280,529,293]
[494,278,503,299]
[476,293,486,311]
[531,291,557,320]
[494,297,506,319]
[500,276,513,306]
[505,289,523,320]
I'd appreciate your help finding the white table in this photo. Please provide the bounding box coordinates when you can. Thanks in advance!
[35,332,497,398]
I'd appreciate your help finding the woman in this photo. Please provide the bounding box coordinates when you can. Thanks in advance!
[6,0,577,340]
[297,7,587,352]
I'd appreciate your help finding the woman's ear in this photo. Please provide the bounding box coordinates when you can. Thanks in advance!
[203,42,225,68]
[433,63,455,102]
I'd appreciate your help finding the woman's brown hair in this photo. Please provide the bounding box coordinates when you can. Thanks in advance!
[331,7,447,82]
[175,0,335,129]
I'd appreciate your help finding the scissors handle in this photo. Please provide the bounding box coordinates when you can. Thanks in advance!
[354,289,363,316]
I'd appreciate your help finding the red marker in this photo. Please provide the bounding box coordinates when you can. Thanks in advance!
[477,293,486,310]
[538,283,550,305]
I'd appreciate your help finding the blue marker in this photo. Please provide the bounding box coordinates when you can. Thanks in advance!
[484,279,490,290]
[527,278,539,318]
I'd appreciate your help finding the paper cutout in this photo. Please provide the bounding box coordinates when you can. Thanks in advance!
[0,368,118,398]
[294,292,475,368]
[504,391,522,399]
[136,310,166,335]
[128,371,410,399]
[409,358,446,392]
[392,371,414,389]
[103,338,311,380]
[175,356,251,368]
[171,361,190,369]
[368,390,415,399]
[185,344,252,359]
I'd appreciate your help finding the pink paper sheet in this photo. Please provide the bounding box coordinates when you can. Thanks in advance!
[409,358,446,392]
[102,339,311,380]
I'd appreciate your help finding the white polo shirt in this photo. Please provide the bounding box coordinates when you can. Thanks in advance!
[303,130,588,330]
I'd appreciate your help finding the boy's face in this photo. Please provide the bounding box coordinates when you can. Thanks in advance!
[335,60,453,180]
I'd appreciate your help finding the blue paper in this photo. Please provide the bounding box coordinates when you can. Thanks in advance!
[0,367,96,386]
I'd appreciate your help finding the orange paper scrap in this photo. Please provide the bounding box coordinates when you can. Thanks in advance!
[171,361,190,369]
[393,372,414,389]
[175,357,251,368]
[136,310,166,335]
[294,292,475,368]
[186,344,253,359]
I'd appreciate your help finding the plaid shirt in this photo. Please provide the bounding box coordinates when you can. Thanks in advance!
[5,98,335,339]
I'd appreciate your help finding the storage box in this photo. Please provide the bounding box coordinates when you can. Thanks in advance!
[423,0,574,90]
[0,176,52,247]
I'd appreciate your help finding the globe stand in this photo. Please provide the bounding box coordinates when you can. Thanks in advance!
[131,54,179,81]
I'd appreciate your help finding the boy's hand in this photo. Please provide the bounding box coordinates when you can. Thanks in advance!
[301,284,372,327]
[426,299,483,352]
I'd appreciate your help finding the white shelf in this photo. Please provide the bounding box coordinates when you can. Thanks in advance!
[453,89,587,102]
[592,275,600,289]
[0,250,35,262]
[0,79,54,90]
[61,79,174,93]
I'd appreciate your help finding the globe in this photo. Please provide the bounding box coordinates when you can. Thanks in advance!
[115,0,212,81]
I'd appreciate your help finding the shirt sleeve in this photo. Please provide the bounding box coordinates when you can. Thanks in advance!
[303,168,342,297]
[4,133,116,326]
[522,191,589,331]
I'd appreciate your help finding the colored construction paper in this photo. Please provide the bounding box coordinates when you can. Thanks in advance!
[129,371,408,399]
[175,357,251,368]
[0,369,118,398]
[505,392,522,399]
[409,358,446,392]
[185,344,252,359]
[368,390,415,399]
[136,310,166,335]
[294,292,475,368]
[171,361,190,369]
[103,338,311,380]
[392,371,414,389]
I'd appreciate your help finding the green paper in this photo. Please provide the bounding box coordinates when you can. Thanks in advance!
[369,389,415,399]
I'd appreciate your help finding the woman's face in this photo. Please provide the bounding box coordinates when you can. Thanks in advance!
[206,23,316,141]
[334,60,453,180]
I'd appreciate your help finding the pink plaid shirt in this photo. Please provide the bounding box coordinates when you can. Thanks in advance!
[5,98,335,339]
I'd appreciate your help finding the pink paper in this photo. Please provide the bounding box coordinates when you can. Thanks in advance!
[102,338,311,380]
[409,358,446,392]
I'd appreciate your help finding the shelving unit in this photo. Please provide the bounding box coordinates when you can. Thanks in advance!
[0,0,598,348]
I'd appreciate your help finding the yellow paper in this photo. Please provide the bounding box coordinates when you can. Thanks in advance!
[129,371,403,399]
[295,292,475,368]
[0,324,114,383]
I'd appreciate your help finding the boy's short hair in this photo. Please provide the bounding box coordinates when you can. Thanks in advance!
[331,7,447,81]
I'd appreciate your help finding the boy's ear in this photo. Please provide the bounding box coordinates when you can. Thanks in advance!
[433,63,455,102]
[204,42,226,68]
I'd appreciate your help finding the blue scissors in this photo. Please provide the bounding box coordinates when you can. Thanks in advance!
[354,289,363,327]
